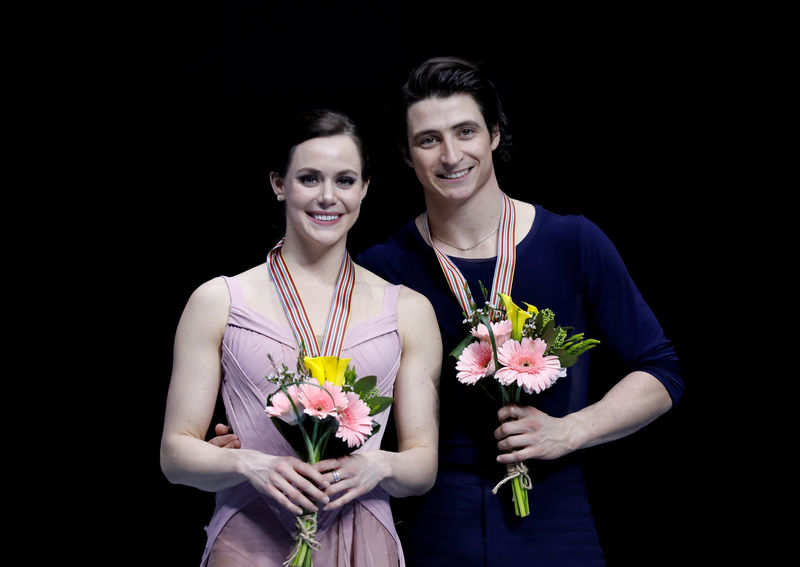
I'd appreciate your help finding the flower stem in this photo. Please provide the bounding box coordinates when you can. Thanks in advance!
[500,384,510,406]
[288,514,318,566]
[511,476,530,517]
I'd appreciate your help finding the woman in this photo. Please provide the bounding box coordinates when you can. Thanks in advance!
[160,109,442,566]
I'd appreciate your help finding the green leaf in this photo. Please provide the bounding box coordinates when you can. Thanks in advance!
[353,375,378,397]
[450,333,476,359]
[541,320,556,346]
[479,280,490,303]
[558,352,579,368]
[534,310,545,334]
[566,339,601,357]
[368,396,394,416]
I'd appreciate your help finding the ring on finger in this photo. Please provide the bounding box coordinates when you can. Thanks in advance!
[331,471,341,483]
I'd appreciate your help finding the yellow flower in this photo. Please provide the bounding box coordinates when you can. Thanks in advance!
[524,302,539,316]
[303,356,351,387]
[499,293,534,341]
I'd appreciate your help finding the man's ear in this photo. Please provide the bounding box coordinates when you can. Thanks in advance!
[490,125,501,151]
[400,143,415,168]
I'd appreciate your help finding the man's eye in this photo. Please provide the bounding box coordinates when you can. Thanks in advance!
[460,128,475,137]
[419,136,437,147]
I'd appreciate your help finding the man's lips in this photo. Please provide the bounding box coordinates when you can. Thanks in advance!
[437,166,473,180]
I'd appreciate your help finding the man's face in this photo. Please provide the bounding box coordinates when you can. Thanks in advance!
[405,93,500,204]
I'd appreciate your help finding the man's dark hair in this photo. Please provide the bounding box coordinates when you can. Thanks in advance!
[393,56,513,161]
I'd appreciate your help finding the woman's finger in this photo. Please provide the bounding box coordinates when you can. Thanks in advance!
[323,478,362,511]
[314,458,340,474]
[273,475,319,513]
[259,478,304,516]
[292,460,331,489]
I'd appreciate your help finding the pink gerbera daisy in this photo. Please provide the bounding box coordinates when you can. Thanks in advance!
[297,381,348,419]
[495,337,566,394]
[456,341,495,385]
[335,392,373,448]
[471,319,513,347]
[266,385,303,424]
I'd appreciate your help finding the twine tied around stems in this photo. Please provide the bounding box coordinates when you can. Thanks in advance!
[283,513,320,567]
[491,462,533,494]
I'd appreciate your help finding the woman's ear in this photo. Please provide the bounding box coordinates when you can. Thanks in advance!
[269,171,285,200]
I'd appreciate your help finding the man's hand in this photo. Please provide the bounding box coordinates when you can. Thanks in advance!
[494,405,575,463]
[207,423,241,449]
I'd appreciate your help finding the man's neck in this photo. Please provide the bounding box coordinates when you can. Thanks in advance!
[423,184,505,250]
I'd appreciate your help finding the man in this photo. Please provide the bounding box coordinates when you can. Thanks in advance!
[215,56,683,566]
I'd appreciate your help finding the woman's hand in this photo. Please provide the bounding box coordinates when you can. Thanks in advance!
[237,450,331,516]
[314,453,391,512]
[494,404,576,463]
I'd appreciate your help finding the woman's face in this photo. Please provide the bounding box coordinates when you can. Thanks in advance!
[272,134,369,250]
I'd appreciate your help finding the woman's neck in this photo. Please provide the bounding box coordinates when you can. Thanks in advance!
[278,235,348,285]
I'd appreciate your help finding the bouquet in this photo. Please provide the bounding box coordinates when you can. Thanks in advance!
[265,352,393,566]
[451,286,599,517]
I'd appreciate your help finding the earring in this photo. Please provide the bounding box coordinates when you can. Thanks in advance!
[276,194,285,201]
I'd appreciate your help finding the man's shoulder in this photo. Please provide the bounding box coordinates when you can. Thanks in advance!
[357,220,420,262]
[356,219,425,283]
[533,205,604,241]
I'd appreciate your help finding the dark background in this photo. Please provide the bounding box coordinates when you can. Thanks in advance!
[104,2,760,565]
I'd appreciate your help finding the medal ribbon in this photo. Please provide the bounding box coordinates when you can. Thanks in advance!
[267,238,355,357]
[423,193,516,317]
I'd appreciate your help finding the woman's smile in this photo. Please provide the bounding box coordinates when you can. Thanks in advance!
[307,211,344,225]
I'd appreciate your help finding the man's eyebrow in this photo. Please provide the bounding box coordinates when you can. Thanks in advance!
[411,121,483,140]
[410,127,439,140]
[451,120,482,131]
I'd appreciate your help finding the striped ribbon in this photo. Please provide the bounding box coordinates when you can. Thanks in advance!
[267,238,355,357]
[423,193,516,317]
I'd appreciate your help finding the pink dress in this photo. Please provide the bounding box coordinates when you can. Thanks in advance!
[200,276,405,567]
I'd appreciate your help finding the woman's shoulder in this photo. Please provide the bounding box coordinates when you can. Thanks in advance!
[183,276,231,317]
[175,276,231,337]
[354,264,398,304]
[185,262,262,311]
[355,266,432,309]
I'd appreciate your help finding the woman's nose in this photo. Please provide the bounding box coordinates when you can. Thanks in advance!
[318,180,336,205]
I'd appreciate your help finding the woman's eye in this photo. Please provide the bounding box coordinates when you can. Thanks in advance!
[337,176,356,187]
[299,174,319,185]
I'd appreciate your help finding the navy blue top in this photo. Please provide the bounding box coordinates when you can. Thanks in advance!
[357,204,682,566]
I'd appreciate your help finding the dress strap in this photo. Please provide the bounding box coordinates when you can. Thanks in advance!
[382,284,402,315]
[220,276,246,310]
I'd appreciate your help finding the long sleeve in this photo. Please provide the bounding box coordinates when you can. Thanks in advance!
[578,216,683,404]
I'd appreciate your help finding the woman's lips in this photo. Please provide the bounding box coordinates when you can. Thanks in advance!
[307,212,343,225]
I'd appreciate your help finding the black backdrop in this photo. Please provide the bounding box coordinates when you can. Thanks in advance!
[113,3,750,565]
